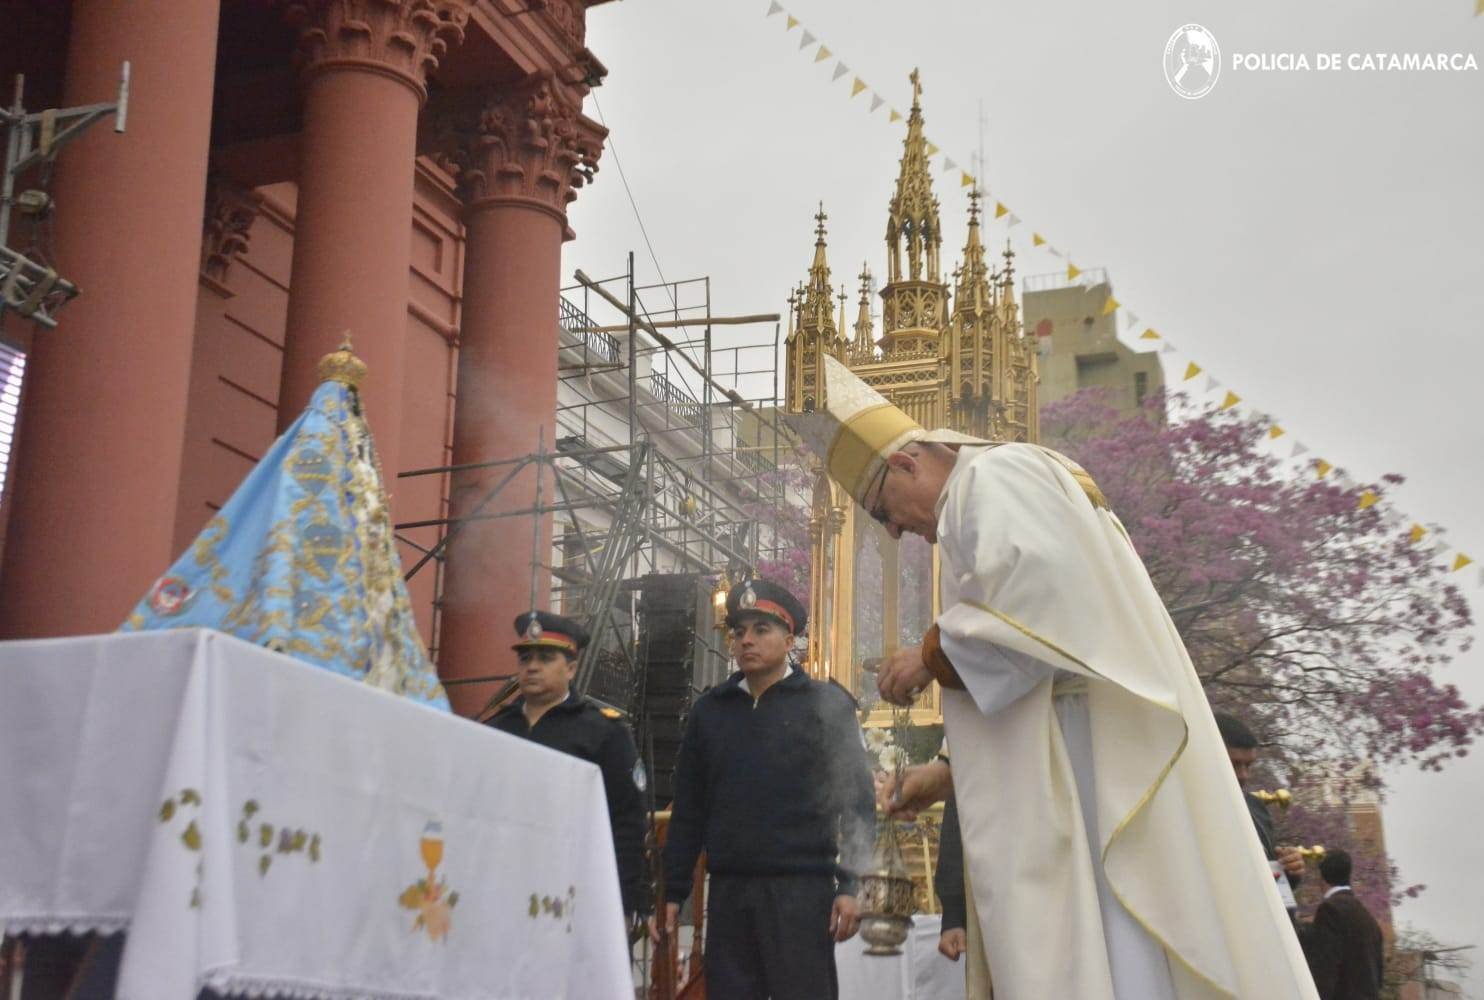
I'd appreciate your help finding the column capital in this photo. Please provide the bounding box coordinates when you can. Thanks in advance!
[286,0,470,103]
[437,75,606,232]
[200,175,263,295]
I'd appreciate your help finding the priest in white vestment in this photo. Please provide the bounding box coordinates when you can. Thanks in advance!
[789,355,1316,1000]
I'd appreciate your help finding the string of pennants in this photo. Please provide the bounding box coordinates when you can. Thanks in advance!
[762,0,1482,587]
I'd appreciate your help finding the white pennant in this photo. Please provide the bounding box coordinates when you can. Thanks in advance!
[1121,311,1140,331]
[1204,375,1221,392]
[943,157,957,172]
[766,0,784,15]
[1160,342,1176,354]
[1291,442,1310,458]
[1007,214,1021,227]
[870,93,884,111]
[799,29,816,49]
[833,62,849,81]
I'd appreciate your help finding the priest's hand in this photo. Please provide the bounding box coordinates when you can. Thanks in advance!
[887,759,952,820]
[938,927,967,961]
[830,894,861,942]
[648,902,680,944]
[877,645,932,706]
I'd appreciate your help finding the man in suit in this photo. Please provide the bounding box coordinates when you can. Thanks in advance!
[1215,713,1305,893]
[1301,849,1385,1000]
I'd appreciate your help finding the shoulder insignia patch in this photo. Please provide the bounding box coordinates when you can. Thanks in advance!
[599,706,623,720]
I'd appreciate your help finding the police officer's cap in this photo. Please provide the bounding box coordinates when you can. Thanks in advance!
[512,610,589,656]
[724,579,807,635]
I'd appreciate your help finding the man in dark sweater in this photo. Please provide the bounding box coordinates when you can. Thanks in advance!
[1215,713,1306,899]
[485,611,648,921]
[653,579,876,1000]
[934,793,968,961]
[1301,850,1385,1000]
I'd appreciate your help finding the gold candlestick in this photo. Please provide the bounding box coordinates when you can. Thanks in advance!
[1252,789,1292,809]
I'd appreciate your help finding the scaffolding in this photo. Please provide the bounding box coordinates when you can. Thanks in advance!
[393,253,802,708]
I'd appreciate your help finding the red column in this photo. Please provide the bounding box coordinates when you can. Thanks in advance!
[277,1,468,474]
[435,78,605,714]
[0,0,220,638]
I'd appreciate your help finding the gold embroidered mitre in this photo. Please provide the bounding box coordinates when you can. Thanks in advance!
[787,354,987,506]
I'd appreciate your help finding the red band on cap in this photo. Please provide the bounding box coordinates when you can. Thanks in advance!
[749,599,796,633]
[513,631,579,653]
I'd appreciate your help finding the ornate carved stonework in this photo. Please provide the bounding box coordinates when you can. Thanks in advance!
[446,75,606,226]
[542,0,586,47]
[200,177,264,293]
[286,0,470,101]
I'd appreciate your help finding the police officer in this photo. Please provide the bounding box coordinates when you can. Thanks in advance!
[652,579,876,1000]
[485,611,648,920]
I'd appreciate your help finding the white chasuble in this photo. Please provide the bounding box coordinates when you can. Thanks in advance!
[934,444,1316,1000]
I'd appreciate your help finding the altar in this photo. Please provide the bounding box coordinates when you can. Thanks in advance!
[0,629,632,999]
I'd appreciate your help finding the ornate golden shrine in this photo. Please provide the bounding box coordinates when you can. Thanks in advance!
[786,73,1039,722]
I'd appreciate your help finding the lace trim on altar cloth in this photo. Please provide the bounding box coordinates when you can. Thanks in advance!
[200,968,437,1000]
[1,913,130,936]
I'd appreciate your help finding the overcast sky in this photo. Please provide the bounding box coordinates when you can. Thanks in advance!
[565,0,1484,990]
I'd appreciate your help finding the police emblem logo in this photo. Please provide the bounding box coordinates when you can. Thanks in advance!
[632,759,648,793]
[525,615,543,640]
[739,582,758,609]
[148,576,195,616]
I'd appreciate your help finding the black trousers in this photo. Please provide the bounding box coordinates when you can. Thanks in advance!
[705,873,838,1000]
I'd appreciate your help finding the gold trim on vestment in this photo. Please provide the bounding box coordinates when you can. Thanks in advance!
[962,599,1232,999]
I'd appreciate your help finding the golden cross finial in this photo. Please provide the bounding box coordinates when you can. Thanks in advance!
[967,186,982,223]
[858,263,872,297]
[909,68,922,107]
[814,201,828,241]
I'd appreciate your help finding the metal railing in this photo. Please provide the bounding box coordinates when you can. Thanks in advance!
[646,371,705,429]
[558,294,619,362]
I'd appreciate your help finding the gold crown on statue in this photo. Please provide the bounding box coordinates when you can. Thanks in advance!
[317,334,367,389]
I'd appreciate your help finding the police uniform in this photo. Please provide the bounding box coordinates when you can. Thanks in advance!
[485,612,648,918]
[661,580,876,1000]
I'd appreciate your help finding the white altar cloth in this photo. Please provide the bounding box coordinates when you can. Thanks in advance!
[835,914,968,1000]
[0,629,631,999]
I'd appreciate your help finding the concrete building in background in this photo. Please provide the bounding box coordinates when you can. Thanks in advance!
[1024,268,1164,415]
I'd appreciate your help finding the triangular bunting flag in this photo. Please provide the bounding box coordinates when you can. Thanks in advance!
[1140,328,1160,340]
[870,93,884,111]
[1122,312,1140,331]
[1101,296,1120,316]
[814,45,832,62]
[1409,521,1429,543]
[799,30,816,49]
[943,157,957,172]
[1160,342,1176,354]
[766,0,784,15]
[1477,0,1483,16]
[1268,425,1285,439]
[926,141,940,157]
[961,171,974,187]
[1006,214,1021,227]
[1219,391,1241,411]
[851,77,867,97]
[1291,442,1310,458]
[1066,263,1081,280]
[1315,459,1333,478]
[1204,375,1220,393]
[889,108,902,122]
[1357,490,1379,510]
[1183,362,1202,381]
[833,62,849,81]
[1047,246,1063,258]
[995,202,1009,219]
[786,14,799,29]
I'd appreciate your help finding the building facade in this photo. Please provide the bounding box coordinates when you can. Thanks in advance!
[0,0,614,716]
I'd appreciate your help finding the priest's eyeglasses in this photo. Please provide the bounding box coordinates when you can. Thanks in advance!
[866,463,892,526]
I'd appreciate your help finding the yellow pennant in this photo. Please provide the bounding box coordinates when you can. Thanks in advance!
[995,202,1009,219]
[1357,490,1379,510]
[889,109,902,122]
[1409,523,1428,544]
[1268,425,1285,439]
[787,15,799,29]
[851,77,867,97]
[1139,328,1160,340]
[815,45,832,63]
[1033,233,1047,246]
[1219,391,1241,410]
[960,171,975,187]
[1066,263,1082,280]
[1478,0,1483,16]
[1101,296,1120,316]
[926,141,940,156]
[1454,553,1475,572]
[1183,362,1202,381]
[1315,459,1333,478]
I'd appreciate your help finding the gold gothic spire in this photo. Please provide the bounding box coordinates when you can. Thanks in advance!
[885,68,942,286]
[956,187,991,312]
[852,264,875,361]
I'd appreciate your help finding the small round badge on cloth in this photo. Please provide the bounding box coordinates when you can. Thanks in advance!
[148,576,195,616]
